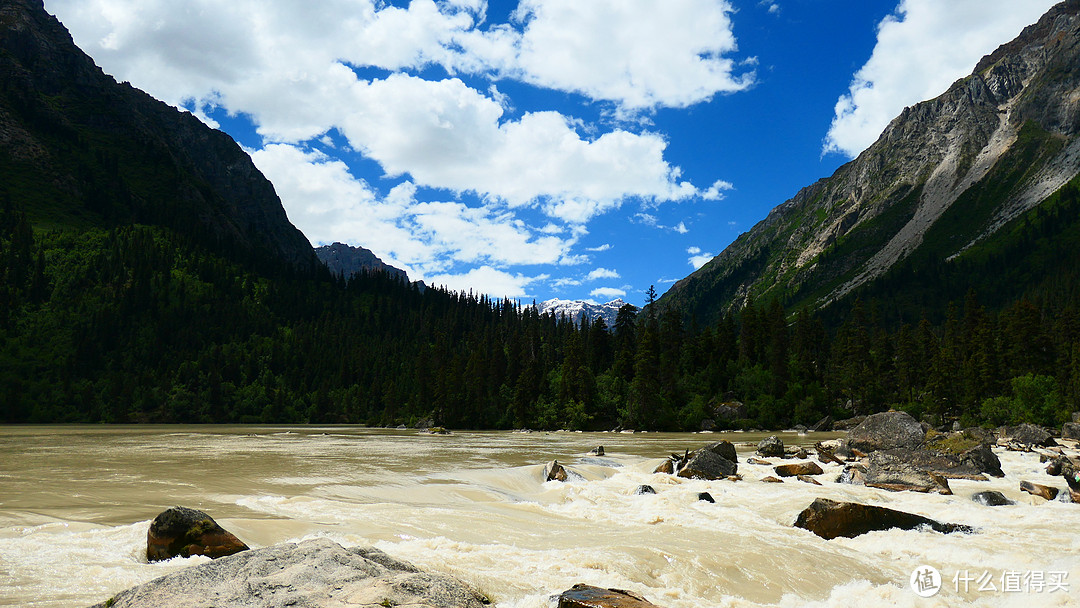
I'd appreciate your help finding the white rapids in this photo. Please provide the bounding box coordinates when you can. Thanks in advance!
[0,426,1077,607]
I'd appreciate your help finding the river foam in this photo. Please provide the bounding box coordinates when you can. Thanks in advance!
[0,426,1077,607]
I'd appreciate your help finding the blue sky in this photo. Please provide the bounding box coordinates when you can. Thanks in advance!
[46,0,1059,306]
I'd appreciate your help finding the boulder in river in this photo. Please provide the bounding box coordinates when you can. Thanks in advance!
[590,446,605,456]
[960,443,1004,478]
[704,440,738,463]
[847,411,925,453]
[756,436,785,457]
[971,491,1014,507]
[774,462,824,477]
[1064,422,1080,441]
[1020,480,1060,501]
[544,460,569,482]
[793,498,973,540]
[96,538,488,608]
[676,449,738,480]
[633,485,657,495]
[1003,424,1057,448]
[558,583,664,608]
[864,452,952,494]
[146,506,248,563]
[697,492,715,503]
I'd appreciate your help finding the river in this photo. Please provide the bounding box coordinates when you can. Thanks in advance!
[0,426,1077,607]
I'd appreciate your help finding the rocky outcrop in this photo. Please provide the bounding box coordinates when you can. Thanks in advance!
[774,462,824,477]
[756,436,785,457]
[865,452,952,494]
[315,242,409,282]
[146,506,248,563]
[94,538,488,608]
[876,448,987,480]
[972,491,1014,506]
[847,411,926,453]
[794,498,973,540]
[558,584,664,608]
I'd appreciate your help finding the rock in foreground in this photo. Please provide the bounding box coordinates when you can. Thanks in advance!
[146,506,248,562]
[95,538,488,608]
[794,498,973,540]
[558,583,664,608]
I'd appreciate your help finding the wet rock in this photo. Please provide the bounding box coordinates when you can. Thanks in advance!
[1063,422,1080,441]
[590,446,605,456]
[810,416,834,432]
[1045,455,1076,477]
[847,411,926,453]
[146,506,248,563]
[676,449,738,480]
[544,460,568,482]
[972,491,1014,506]
[837,464,867,485]
[653,458,676,475]
[774,462,825,477]
[791,447,809,459]
[747,457,772,465]
[697,492,715,503]
[762,476,784,483]
[1020,481,1060,501]
[865,451,952,494]
[96,538,487,608]
[704,440,738,463]
[423,426,451,435]
[634,485,657,495]
[558,584,664,608]
[961,443,1004,478]
[879,448,988,480]
[757,436,785,457]
[797,475,822,485]
[1003,424,1057,448]
[793,498,973,540]
[816,446,844,465]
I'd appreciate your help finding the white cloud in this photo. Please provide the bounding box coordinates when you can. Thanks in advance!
[250,143,578,281]
[824,0,1059,157]
[688,246,714,269]
[586,268,620,281]
[428,266,548,299]
[510,0,752,110]
[674,222,689,234]
[759,1,780,15]
[590,287,627,299]
[586,244,612,252]
[702,179,734,200]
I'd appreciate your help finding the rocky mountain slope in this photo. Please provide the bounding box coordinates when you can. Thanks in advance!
[660,0,1080,324]
[315,242,409,282]
[0,0,316,271]
[537,298,628,327]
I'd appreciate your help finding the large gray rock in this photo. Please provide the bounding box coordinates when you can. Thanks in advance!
[1003,424,1057,447]
[91,538,488,608]
[756,436,785,457]
[676,449,738,480]
[961,443,1004,478]
[703,440,738,463]
[794,498,973,540]
[847,411,925,453]
[558,583,664,608]
[865,451,952,494]
[1062,422,1080,440]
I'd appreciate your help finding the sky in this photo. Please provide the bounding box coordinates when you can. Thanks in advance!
[44,0,1060,306]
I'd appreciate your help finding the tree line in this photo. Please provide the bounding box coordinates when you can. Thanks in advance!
[1,195,1079,430]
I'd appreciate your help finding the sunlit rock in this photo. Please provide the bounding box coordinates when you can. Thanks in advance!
[847,411,925,453]
[774,461,824,477]
[146,506,248,563]
[557,583,665,608]
[793,498,973,540]
[676,449,737,480]
[756,436,784,457]
[98,538,487,608]
[864,451,952,494]
[971,491,1014,506]
[1020,480,1060,501]
[544,460,568,482]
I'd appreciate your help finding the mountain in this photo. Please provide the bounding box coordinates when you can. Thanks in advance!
[660,0,1080,325]
[0,0,316,272]
[315,242,409,282]
[537,298,629,327]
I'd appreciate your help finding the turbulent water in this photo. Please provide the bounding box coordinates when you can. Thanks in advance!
[0,426,1078,607]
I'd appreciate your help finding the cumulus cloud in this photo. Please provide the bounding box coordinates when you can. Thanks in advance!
[428,266,549,299]
[687,246,715,269]
[590,287,627,300]
[824,0,1059,157]
[702,179,734,200]
[586,268,621,281]
[586,244,612,252]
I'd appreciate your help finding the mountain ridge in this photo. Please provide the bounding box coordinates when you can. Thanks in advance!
[660,0,1080,323]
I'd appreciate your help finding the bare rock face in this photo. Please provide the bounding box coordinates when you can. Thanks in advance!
[794,498,973,540]
[146,506,248,563]
[94,538,488,608]
[847,411,926,453]
[558,583,665,608]
[774,461,825,477]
